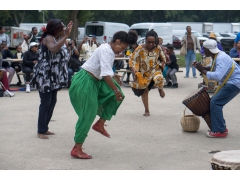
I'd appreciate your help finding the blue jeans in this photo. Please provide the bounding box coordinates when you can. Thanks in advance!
[210,84,240,132]
[38,90,58,134]
[185,50,196,77]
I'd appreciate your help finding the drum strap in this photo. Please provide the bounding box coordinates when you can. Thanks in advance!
[214,62,235,95]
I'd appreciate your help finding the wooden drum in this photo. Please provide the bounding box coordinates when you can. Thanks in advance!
[182,87,211,130]
[210,150,240,170]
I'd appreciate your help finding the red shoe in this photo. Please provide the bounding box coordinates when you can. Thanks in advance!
[92,120,110,138]
[71,146,92,159]
[206,131,228,138]
[208,128,228,134]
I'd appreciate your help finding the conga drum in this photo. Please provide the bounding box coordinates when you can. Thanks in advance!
[210,150,240,170]
[182,87,211,130]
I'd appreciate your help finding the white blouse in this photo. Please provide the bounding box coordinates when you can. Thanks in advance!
[82,43,115,79]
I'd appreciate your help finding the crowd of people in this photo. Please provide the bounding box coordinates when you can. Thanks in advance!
[2,22,240,160]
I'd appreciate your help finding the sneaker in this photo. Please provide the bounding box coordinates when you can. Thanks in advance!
[193,76,197,78]
[184,76,189,78]
[208,128,228,134]
[164,82,172,88]
[171,83,178,88]
[206,131,228,138]
[26,84,30,93]
[3,90,15,97]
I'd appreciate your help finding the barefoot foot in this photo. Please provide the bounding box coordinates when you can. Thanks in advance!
[38,134,49,139]
[158,89,165,98]
[46,131,55,135]
[143,112,150,117]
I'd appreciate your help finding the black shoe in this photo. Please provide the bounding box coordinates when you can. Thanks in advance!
[16,81,22,86]
[164,82,172,88]
[171,83,178,88]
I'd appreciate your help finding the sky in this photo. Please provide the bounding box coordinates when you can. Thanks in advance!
[2,0,239,10]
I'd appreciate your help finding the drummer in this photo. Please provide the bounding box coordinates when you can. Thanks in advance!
[193,39,240,138]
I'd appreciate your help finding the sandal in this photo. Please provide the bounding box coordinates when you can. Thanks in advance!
[71,146,92,159]
[92,120,110,138]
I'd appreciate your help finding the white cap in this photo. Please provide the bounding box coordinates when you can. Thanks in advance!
[203,39,220,54]
[29,42,39,49]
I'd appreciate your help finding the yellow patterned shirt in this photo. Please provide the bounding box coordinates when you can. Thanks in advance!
[129,45,166,89]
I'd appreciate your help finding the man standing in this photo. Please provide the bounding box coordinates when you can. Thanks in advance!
[182,26,201,78]
[194,39,240,138]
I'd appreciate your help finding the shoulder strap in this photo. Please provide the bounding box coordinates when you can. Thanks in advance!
[27,34,33,43]
[214,62,235,95]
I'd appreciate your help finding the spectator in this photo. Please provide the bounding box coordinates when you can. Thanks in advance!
[124,42,139,83]
[181,26,201,78]
[22,42,39,93]
[78,35,98,65]
[23,27,39,44]
[0,69,14,97]
[12,45,24,86]
[0,26,10,47]
[200,33,223,57]
[233,32,240,47]
[230,40,240,58]
[164,45,179,88]
[1,42,15,85]
[22,27,39,53]
[67,39,81,87]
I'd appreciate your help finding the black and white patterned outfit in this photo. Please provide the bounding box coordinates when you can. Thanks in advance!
[31,35,70,93]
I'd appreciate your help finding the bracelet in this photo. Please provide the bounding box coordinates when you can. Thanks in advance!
[114,88,120,93]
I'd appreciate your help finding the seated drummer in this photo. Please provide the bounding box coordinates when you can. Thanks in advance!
[193,39,240,138]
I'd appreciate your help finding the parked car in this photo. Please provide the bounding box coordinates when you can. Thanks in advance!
[137,37,145,45]
[220,33,236,38]
[191,31,208,47]
[220,37,235,55]
[173,35,182,49]
[201,33,209,38]
[212,32,224,43]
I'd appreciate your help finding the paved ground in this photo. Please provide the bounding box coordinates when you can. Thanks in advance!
[1,68,240,171]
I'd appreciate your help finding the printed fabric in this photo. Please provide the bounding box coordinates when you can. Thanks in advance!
[129,45,166,89]
[30,36,70,93]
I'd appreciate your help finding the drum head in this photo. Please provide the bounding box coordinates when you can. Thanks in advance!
[210,150,240,170]
[182,87,205,104]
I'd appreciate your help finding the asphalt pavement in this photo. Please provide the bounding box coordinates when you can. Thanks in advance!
[1,68,240,172]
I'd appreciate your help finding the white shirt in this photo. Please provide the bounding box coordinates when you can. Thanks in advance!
[82,42,97,60]
[82,43,115,80]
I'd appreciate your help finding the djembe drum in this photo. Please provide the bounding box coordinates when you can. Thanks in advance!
[182,87,211,130]
[210,150,240,170]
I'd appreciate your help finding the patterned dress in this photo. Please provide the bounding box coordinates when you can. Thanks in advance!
[129,45,166,89]
[30,36,70,93]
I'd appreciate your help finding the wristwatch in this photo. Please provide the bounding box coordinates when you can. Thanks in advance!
[114,88,120,93]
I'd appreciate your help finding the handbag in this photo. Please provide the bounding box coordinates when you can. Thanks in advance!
[68,57,82,72]
[180,43,186,56]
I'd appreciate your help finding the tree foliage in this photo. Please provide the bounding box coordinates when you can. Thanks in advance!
[2,10,240,29]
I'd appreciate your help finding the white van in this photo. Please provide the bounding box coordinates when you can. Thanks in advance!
[172,30,208,45]
[4,26,31,49]
[84,21,130,44]
[77,27,85,45]
[130,23,173,46]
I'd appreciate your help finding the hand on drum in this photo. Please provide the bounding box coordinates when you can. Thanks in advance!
[193,61,206,75]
